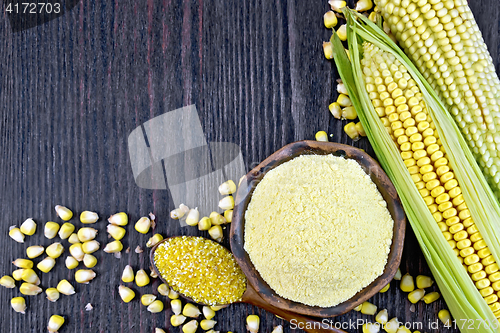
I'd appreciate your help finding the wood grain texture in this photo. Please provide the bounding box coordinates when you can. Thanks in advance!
[0,0,499,332]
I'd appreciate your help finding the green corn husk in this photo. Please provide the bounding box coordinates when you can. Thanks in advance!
[330,9,500,332]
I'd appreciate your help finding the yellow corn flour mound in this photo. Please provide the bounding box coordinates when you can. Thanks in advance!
[244,154,394,307]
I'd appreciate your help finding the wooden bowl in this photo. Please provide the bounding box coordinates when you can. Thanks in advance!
[230,140,406,318]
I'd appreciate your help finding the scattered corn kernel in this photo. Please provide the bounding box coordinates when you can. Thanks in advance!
[156,329,166,333]
[363,323,380,333]
[329,102,341,118]
[208,225,223,242]
[68,233,80,244]
[171,314,187,327]
[141,294,157,306]
[58,222,75,239]
[170,208,185,219]
[344,122,360,141]
[47,315,65,333]
[69,243,85,261]
[169,288,180,299]
[171,299,182,315]
[9,227,25,243]
[408,289,425,303]
[218,196,235,210]
[219,180,237,195]
[423,292,440,304]
[135,217,151,234]
[210,305,227,311]
[394,268,402,280]
[337,81,348,95]
[400,273,415,292]
[103,240,123,253]
[323,41,333,60]
[315,131,329,142]
[11,296,26,314]
[209,212,226,226]
[44,222,60,239]
[246,315,260,333]
[376,309,388,324]
[353,304,362,311]
[396,326,411,333]
[438,309,451,326]
[224,210,233,223]
[20,282,42,296]
[21,269,40,285]
[355,122,366,137]
[118,285,135,302]
[26,245,44,259]
[200,319,217,330]
[183,303,201,318]
[147,300,164,313]
[57,279,75,295]
[107,224,126,240]
[385,318,399,333]
[77,227,98,242]
[46,243,64,259]
[80,211,99,224]
[146,234,163,248]
[0,275,15,288]
[157,283,169,296]
[13,259,33,269]
[341,106,357,120]
[65,256,79,270]
[37,257,56,273]
[329,0,346,13]
[12,269,24,281]
[150,269,158,279]
[337,93,352,107]
[379,283,390,293]
[20,218,36,236]
[46,288,60,302]
[272,325,284,333]
[355,0,373,11]
[108,212,128,226]
[324,10,338,29]
[185,209,200,227]
[337,24,347,41]
[416,275,434,289]
[82,240,100,254]
[182,320,198,333]
[198,217,212,231]
[135,269,150,287]
[83,254,97,268]
[361,301,377,315]
[120,266,134,283]
[203,306,215,320]
[55,205,73,221]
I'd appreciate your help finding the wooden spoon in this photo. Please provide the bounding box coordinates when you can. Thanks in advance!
[150,236,347,333]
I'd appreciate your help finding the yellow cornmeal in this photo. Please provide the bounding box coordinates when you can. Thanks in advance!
[244,154,393,307]
[154,236,247,305]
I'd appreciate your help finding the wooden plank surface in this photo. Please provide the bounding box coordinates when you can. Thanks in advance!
[0,0,499,332]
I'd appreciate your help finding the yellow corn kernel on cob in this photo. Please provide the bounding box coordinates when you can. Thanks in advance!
[374,0,500,198]
[362,42,500,318]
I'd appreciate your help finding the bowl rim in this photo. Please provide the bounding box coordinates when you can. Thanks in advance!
[229,140,406,318]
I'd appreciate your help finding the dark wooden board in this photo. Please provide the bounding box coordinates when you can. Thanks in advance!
[0,0,499,332]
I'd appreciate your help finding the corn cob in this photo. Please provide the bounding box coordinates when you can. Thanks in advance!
[374,0,500,197]
[361,41,500,317]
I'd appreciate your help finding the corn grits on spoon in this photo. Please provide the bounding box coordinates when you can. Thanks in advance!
[150,236,347,333]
